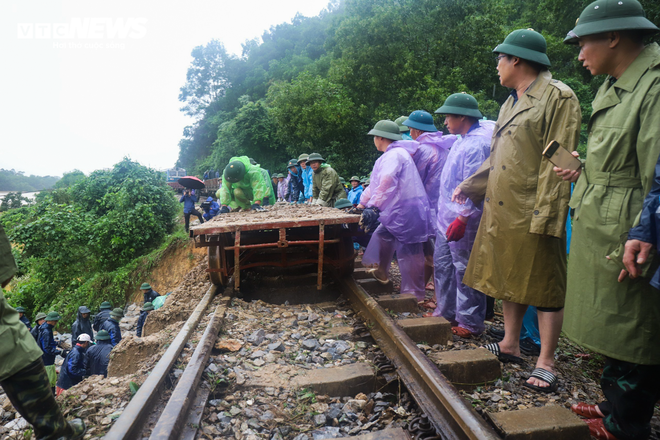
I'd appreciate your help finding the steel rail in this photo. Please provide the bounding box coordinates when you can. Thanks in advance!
[104,285,219,440]
[338,277,501,440]
[150,298,230,439]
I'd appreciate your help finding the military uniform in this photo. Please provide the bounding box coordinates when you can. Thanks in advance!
[311,159,347,207]
[459,71,581,308]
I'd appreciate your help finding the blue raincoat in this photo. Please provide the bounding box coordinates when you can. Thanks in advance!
[302,166,313,200]
[347,186,363,205]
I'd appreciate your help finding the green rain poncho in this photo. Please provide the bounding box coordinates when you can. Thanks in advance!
[217,156,272,209]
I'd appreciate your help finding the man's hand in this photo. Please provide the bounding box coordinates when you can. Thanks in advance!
[219,205,230,214]
[251,203,265,211]
[451,188,468,205]
[553,151,581,182]
[446,217,467,242]
[619,239,654,282]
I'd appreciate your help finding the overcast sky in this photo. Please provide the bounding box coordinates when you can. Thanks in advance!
[1,0,330,177]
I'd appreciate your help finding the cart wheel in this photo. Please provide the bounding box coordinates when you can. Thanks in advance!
[208,246,228,286]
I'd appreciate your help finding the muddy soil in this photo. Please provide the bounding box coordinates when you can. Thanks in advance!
[142,257,212,336]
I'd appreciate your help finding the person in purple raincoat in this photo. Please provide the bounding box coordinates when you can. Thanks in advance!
[358,120,430,300]
[432,93,494,337]
[402,110,457,290]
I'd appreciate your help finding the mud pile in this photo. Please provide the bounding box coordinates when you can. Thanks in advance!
[200,204,359,227]
[142,257,211,336]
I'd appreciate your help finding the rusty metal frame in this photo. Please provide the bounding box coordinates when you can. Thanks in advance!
[338,278,501,440]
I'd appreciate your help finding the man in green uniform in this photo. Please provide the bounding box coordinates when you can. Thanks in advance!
[0,223,85,439]
[557,2,660,439]
[453,29,581,392]
[307,153,347,207]
[217,156,271,212]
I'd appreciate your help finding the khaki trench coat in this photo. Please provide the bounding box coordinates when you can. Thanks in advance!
[564,43,660,365]
[458,71,581,307]
[312,165,347,207]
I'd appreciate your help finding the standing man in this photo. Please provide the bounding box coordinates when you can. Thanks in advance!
[394,116,413,140]
[71,306,93,343]
[100,308,124,347]
[93,301,112,332]
[286,159,305,204]
[308,153,347,207]
[347,176,363,206]
[16,306,31,330]
[140,282,159,304]
[432,93,494,337]
[557,2,660,439]
[299,153,313,202]
[86,330,113,377]
[30,312,46,342]
[453,29,581,391]
[0,224,85,440]
[56,334,90,396]
[217,156,270,212]
[179,189,204,233]
[358,120,430,300]
[38,311,63,391]
[136,302,153,337]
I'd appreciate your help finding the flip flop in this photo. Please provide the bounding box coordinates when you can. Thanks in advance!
[483,343,524,364]
[451,326,474,338]
[572,402,605,419]
[425,281,435,290]
[418,298,437,310]
[487,327,505,341]
[366,268,389,285]
[520,338,541,356]
[523,367,559,394]
[422,311,435,318]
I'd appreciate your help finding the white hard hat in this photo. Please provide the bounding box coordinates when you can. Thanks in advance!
[77,333,92,342]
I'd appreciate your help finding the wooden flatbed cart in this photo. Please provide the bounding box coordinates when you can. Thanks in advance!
[189,207,361,290]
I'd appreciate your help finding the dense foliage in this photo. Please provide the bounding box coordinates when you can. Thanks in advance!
[0,169,60,192]
[175,0,659,178]
[1,158,179,325]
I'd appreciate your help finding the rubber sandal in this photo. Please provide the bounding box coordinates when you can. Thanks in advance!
[487,327,505,341]
[483,343,524,364]
[585,418,620,440]
[572,402,604,419]
[523,367,559,394]
[451,326,474,338]
[366,268,389,285]
[422,312,435,318]
[425,281,435,290]
[418,299,437,310]
[520,338,541,356]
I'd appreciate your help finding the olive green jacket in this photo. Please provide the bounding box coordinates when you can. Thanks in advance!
[0,224,43,381]
[312,164,347,205]
[564,43,660,364]
[458,71,581,307]
[217,156,272,209]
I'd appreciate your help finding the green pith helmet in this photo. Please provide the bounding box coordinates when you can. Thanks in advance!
[249,157,257,165]
[287,159,298,168]
[367,120,403,141]
[435,93,483,119]
[493,29,551,67]
[224,161,246,183]
[298,153,309,162]
[307,153,326,163]
[96,330,111,341]
[140,282,151,290]
[143,302,154,311]
[15,306,26,313]
[394,116,410,133]
[403,110,438,132]
[276,173,283,178]
[110,308,124,318]
[335,199,353,209]
[564,0,659,44]
[100,301,112,310]
[365,178,370,185]
[349,176,360,182]
[35,312,47,321]
[339,177,346,184]
[45,311,61,321]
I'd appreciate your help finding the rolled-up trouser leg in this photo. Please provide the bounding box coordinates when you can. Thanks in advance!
[0,359,71,440]
[362,225,396,278]
[432,233,457,323]
[397,241,425,300]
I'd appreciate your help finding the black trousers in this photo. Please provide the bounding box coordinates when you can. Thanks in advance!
[598,357,660,440]
[184,209,204,232]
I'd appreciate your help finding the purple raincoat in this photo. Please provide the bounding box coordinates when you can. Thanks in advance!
[361,141,430,244]
[432,120,494,334]
[413,132,457,230]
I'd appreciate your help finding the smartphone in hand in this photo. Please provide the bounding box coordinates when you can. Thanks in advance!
[543,140,581,171]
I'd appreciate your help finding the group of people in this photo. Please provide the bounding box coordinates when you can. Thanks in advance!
[353,3,659,439]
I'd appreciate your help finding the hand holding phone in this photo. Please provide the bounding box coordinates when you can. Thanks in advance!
[543,140,581,171]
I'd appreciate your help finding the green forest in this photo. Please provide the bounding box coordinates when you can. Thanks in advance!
[0,169,60,192]
[175,0,659,178]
